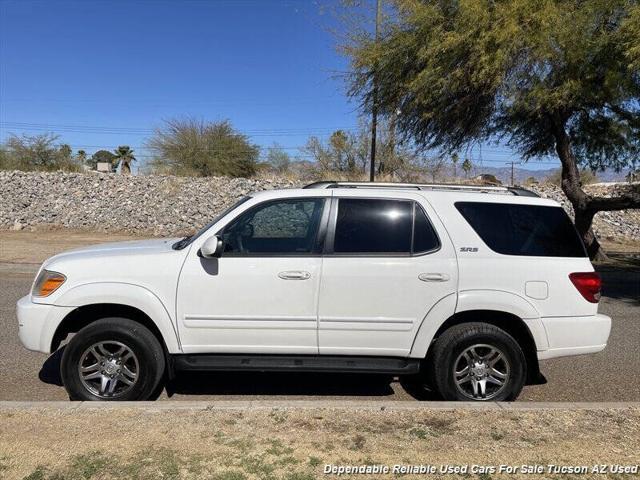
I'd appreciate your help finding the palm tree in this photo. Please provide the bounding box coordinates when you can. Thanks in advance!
[76,150,87,164]
[451,152,459,178]
[462,158,472,178]
[113,146,136,174]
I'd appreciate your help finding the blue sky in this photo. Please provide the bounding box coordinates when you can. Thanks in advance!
[0,0,558,171]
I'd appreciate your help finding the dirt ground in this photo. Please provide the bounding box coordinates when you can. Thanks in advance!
[0,406,638,480]
[0,230,141,264]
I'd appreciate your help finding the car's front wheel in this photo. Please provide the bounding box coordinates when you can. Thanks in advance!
[60,317,165,401]
[428,322,526,401]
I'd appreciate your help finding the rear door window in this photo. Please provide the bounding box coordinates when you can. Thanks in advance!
[332,198,441,254]
[413,204,440,254]
[455,202,587,257]
[334,199,413,253]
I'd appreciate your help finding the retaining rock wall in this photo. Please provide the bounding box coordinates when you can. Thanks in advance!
[1,171,638,241]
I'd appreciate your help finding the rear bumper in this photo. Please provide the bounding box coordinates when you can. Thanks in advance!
[537,313,611,360]
[17,295,75,353]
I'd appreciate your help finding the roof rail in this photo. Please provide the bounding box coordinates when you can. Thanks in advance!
[506,186,540,197]
[302,181,540,197]
[302,181,339,189]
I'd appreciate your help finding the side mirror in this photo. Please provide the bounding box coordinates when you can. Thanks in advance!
[199,235,223,258]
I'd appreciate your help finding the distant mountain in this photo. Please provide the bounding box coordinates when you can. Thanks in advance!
[286,159,633,184]
[451,164,632,184]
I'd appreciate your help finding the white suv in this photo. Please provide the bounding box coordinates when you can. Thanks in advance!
[17,181,611,401]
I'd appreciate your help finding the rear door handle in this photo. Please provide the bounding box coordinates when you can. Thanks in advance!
[278,270,311,280]
[419,273,450,282]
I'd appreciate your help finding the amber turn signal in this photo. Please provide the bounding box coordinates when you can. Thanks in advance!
[32,270,66,297]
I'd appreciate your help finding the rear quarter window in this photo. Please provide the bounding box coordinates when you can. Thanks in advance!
[455,202,587,257]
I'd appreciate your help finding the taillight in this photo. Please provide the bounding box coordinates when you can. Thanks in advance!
[569,272,602,303]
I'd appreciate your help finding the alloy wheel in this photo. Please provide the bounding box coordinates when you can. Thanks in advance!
[78,341,139,398]
[453,344,510,400]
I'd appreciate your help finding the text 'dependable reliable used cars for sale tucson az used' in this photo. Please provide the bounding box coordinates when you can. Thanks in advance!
[16,181,611,401]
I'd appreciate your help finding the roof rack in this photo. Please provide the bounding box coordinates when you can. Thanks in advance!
[302,181,539,197]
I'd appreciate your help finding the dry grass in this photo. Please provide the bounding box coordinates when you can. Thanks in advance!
[0,407,638,479]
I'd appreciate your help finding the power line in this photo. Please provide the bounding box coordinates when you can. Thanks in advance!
[0,121,563,165]
[0,121,361,137]
[1,143,561,166]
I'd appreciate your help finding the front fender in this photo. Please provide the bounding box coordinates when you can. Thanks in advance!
[53,282,181,353]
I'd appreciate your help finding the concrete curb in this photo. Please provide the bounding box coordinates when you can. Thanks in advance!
[1,400,639,411]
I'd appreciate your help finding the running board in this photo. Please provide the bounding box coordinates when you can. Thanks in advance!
[172,354,421,375]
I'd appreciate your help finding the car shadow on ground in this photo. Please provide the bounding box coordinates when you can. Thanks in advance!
[165,372,442,400]
[595,255,640,306]
[39,350,438,400]
[166,371,402,398]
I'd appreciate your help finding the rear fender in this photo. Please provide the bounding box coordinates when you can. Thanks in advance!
[410,290,548,358]
[456,290,547,350]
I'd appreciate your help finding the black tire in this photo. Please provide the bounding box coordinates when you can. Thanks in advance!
[60,317,165,401]
[428,322,526,401]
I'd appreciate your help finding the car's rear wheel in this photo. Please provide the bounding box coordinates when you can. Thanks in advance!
[428,322,526,401]
[60,317,165,401]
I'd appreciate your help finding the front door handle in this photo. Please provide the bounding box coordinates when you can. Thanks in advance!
[278,270,311,280]
[419,273,450,282]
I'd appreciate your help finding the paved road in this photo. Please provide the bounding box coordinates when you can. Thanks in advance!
[1,262,638,402]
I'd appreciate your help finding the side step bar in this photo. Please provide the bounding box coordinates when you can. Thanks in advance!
[172,354,421,375]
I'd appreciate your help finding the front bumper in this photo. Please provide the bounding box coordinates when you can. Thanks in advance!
[17,295,75,353]
[537,313,612,360]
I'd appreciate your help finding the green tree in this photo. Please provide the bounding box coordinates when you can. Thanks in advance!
[59,144,72,161]
[462,158,472,178]
[413,155,447,182]
[147,118,259,177]
[90,150,116,170]
[345,0,640,259]
[76,149,87,166]
[304,130,362,176]
[113,145,136,175]
[451,152,459,179]
[303,119,421,180]
[266,143,292,173]
[0,133,81,171]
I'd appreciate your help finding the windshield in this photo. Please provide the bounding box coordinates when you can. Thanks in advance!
[172,196,252,250]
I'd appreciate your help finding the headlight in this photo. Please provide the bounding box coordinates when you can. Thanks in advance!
[32,270,66,297]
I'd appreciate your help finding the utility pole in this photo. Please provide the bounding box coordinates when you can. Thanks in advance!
[369,0,381,182]
[506,161,521,186]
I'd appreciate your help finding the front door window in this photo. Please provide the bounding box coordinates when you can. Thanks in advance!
[221,198,325,255]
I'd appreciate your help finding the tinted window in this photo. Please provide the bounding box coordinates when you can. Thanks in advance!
[334,199,412,253]
[455,202,586,257]
[413,205,440,253]
[222,198,324,254]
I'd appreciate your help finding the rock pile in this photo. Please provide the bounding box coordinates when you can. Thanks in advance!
[1,171,298,236]
[1,171,638,241]
[528,183,640,243]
